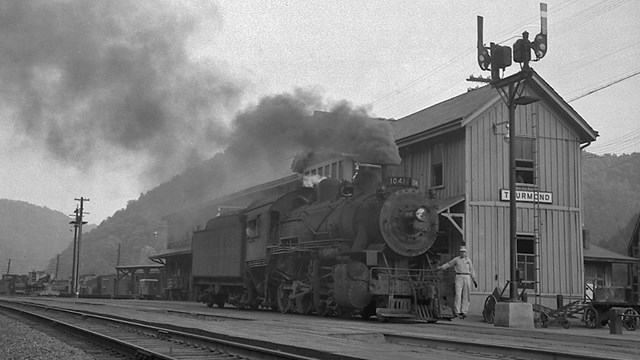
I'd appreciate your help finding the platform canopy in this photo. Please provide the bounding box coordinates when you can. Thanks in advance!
[115,264,164,279]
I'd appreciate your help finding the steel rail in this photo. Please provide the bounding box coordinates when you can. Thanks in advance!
[384,333,631,360]
[0,300,337,360]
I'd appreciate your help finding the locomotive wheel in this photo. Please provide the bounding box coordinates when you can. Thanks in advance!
[583,306,600,329]
[295,294,313,315]
[622,308,638,331]
[359,301,377,319]
[277,284,291,314]
[482,295,496,324]
[216,294,225,308]
[540,312,549,328]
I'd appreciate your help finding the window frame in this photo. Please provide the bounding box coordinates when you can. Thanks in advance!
[516,234,536,289]
[515,136,535,185]
[430,143,444,189]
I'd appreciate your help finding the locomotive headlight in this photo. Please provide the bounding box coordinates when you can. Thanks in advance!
[415,207,428,222]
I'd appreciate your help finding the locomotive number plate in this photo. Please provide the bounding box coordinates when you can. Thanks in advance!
[388,176,419,188]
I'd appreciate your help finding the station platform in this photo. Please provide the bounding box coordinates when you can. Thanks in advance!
[5,296,640,360]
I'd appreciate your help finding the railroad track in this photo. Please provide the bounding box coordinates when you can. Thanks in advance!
[1,298,636,360]
[0,300,336,360]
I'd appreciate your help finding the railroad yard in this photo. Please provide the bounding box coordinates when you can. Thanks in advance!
[1,296,638,360]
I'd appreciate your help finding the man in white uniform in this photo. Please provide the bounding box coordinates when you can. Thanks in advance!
[437,246,477,319]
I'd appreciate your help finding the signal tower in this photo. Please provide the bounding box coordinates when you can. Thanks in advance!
[471,3,548,328]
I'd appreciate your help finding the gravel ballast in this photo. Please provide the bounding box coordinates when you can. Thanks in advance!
[0,313,93,360]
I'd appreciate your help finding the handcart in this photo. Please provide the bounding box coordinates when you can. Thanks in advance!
[534,299,589,329]
[581,284,639,330]
[482,280,528,324]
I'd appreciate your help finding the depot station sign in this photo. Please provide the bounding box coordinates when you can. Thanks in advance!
[500,189,553,204]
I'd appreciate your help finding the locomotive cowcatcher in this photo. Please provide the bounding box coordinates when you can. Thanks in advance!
[192,164,453,321]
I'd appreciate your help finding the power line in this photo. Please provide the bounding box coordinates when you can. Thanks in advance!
[372,1,638,119]
[567,69,640,102]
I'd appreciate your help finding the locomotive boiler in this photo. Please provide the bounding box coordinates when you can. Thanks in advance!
[192,164,450,321]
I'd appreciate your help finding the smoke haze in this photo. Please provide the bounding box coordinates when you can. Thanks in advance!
[1,1,400,210]
[170,89,400,205]
[0,0,241,182]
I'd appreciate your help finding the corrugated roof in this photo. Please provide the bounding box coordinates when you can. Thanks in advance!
[392,85,498,141]
[584,244,639,263]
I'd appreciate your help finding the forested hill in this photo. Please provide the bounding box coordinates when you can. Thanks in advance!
[0,200,96,275]
[42,152,290,278]
[3,151,637,279]
[582,152,640,254]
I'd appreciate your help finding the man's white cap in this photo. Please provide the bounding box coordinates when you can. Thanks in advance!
[459,246,467,252]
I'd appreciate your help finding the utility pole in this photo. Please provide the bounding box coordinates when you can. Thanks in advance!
[6,259,10,275]
[70,207,79,295]
[54,254,60,280]
[116,243,121,267]
[69,197,89,298]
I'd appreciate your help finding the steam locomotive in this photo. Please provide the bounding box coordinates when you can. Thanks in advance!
[192,164,452,321]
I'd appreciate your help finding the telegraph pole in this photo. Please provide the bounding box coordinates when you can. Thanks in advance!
[116,243,121,267]
[70,197,89,297]
[70,207,79,295]
[5,259,10,275]
[54,254,60,280]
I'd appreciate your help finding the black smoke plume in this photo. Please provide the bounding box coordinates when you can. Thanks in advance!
[169,89,400,205]
[0,0,241,182]
[0,1,400,209]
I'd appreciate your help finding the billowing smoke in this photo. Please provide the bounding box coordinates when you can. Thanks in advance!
[168,89,400,205]
[0,1,241,181]
[0,1,400,209]
[227,90,400,167]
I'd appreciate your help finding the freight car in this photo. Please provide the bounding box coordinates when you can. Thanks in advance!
[193,164,453,322]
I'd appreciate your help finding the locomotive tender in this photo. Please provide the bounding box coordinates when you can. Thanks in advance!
[192,164,451,321]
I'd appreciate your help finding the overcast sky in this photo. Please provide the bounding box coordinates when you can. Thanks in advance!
[0,0,638,224]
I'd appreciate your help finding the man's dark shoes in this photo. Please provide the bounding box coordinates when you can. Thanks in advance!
[459,313,467,319]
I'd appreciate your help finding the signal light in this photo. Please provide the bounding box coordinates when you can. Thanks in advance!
[532,33,547,59]
[478,47,491,71]
[512,38,531,64]
[493,45,512,69]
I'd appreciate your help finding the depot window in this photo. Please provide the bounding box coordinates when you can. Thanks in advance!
[430,143,444,188]
[246,216,260,238]
[515,137,535,185]
[517,234,536,289]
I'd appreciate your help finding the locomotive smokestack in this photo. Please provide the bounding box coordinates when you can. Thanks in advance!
[382,164,402,179]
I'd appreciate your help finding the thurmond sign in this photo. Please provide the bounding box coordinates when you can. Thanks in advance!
[500,189,553,204]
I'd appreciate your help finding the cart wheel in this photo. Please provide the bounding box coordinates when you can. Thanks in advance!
[622,308,638,331]
[561,319,571,329]
[540,312,549,328]
[583,306,600,329]
[483,295,497,324]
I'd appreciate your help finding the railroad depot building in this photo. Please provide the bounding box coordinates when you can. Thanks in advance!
[153,70,598,313]
[392,70,597,312]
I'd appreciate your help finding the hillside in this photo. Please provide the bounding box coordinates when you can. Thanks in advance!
[4,143,637,279]
[45,150,638,279]
[582,152,640,253]
[0,200,96,275]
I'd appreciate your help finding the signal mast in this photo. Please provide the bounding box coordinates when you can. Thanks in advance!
[472,3,549,327]
[474,3,548,82]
